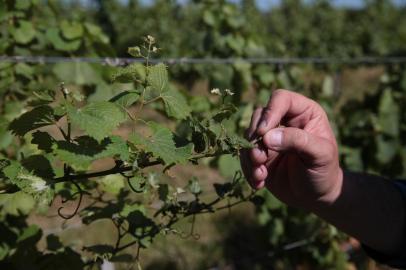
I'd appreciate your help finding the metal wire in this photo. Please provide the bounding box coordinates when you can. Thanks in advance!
[1,55,406,66]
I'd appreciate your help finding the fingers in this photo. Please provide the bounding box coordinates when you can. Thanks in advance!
[247,107,268,165]
[240,149,267,189]
[246,107,263,140]
[252,165,267,189]
[250,147,267,165]
[263,127,336,167]
[256,89,322,135]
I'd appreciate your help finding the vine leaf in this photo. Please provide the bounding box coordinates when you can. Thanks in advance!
[22,155,55,179]
[109,90,140,108]
[53,136,130,170]
[3,161,54,206]
[46,27,81,52]
[9,106,56,136]
[187,177,202,195]
[126,210,157,248]
[100,174,125,195]
[146,64,191,119]
[60,20,84,40]
[147,63,169,94]
[0,191,35,216]
[129,123,193,165]
[32,131,56,153]
[112,63,146,83]
[161,87,191,119]
[12,20,36,44]
[378,89,399,137]
[66,102,127,142]
[53,62,102,85]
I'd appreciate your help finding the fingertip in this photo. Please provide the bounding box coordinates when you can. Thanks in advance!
[256,122,268,136]
[250,147,267,164]
[252,180,265,189]
[253,164,267,182]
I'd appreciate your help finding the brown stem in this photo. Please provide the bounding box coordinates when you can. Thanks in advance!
[53,160,161,183]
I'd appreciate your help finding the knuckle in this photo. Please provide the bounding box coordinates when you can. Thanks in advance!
[272,89,288,98]
[291,129,308,150]
[324,143,338,163]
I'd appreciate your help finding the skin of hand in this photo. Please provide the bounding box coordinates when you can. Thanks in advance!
[240,89,343,211]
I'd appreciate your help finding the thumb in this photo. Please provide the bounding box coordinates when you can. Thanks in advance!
[263,127,335,166]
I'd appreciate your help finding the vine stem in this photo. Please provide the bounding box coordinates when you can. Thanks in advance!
[52,150,230,184]
[53,160,161,183]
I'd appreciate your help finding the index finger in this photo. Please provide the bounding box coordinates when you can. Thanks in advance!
[256,89,319,135]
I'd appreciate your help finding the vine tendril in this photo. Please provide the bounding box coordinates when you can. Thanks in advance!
[57,181,87,219]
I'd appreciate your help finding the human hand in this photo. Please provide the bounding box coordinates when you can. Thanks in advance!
[241,90,343,210]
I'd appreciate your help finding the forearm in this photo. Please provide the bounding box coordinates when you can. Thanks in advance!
[313,170,405,255]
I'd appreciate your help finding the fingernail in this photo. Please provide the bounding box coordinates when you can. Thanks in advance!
[266,130,283,147]
[259,120,267,130]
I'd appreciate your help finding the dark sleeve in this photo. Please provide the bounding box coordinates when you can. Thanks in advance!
[362,180,406,268]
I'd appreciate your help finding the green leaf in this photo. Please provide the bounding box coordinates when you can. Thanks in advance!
[128,46,141,57]
[120,203,145,218]
[127,175,147,193]
[84,23,109,44]
[213,182,233,198]
[147,64,168,93]
[376,135,397,164]
[15,63,34,79]
[32,131,55,153]
[22,155,55,179]
[60,20,84,40]
[378,89,399,137]
[203,10,216,26]
[17,225,42,244]
[189,96,211,113]
[227,134,253,149]
[4,162,54,206]
[46,27,81,51]
[187,177,201,195]
[0,191,35,216]
[218,154,240,178]
[0,118,13,149]
[15,0,31,10]
[9,106,55,136]
[129,123,192,165]
[29,89,56,107]
[100,174,125,195]
[161,87,191,119]
[53,136,129,170]
[126,210,157,247]
[212,103,237,123]
[12,21,35,44]
[109,91,140,108]
[67,102,127,142]
[53,62,101,85]
[112,63,146,83]
[322,75,334,97]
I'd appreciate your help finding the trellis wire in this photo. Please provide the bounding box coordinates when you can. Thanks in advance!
[1,55,406,66]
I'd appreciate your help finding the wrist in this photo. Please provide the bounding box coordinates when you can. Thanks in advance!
[311,167,344,213]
